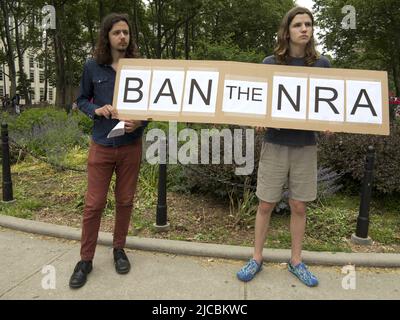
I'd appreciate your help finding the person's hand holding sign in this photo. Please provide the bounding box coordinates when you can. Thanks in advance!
[324,130,334,137]
[95,104,117,119]
[125,120,143,133]
[255,127,280,133]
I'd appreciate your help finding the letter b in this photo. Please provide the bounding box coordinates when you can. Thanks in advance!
[124,78,143,103]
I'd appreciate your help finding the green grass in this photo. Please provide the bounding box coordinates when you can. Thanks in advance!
[324,194,400,247]
[0,163,47,219]
[267,229,292,249]
[0,197,42,219]
[302,240,351,253]
[257,193,400,252]
[62,145,88,168]
[131,216,153,232]
[369,213,400,244]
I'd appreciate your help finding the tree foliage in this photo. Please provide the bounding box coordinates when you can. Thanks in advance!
[314,0,400,96]
[1,0,294,107]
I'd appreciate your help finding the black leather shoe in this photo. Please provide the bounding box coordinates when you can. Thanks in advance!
[69,260,92,289]
[113,248,131,274]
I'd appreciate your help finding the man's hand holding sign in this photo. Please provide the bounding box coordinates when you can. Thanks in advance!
[95,104,143,135]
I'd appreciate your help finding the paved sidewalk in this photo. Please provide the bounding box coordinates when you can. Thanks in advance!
[1,215,399,268]
[1,216,400,300]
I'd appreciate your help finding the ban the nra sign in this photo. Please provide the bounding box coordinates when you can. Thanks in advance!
[113,59,390,135]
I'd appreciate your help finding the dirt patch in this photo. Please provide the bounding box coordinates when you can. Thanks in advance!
[345,239,400,253]
[31,191,400,253]
[31,190,255,246]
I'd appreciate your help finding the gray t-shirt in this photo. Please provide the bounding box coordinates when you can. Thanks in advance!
[263,55,331,146]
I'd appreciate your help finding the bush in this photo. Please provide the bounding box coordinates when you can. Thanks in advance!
[318,122,400,194]
[5,107,89,165]
[10,106,67,132]
[177,124,262,198]
[70,110,93,135]
[164,124,343,214]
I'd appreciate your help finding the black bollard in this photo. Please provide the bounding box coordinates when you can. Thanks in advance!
[154,137,169,231]
[352,146,375,244]
[1,123,14,202]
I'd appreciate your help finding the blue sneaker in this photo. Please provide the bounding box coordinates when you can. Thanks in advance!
[237,259,262,282]
[288,262,319,287]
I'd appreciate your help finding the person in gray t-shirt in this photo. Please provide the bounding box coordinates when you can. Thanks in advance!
[262,55,331,146]
[237,6,330,287]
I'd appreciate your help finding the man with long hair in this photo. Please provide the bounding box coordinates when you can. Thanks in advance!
[237,7,331,287]
[69,13,145,289]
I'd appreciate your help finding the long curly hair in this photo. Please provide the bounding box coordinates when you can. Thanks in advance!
[93,13,140,64]
[274,7,319,66]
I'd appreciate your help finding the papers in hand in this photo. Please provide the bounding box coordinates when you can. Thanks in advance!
[107,121,125,138]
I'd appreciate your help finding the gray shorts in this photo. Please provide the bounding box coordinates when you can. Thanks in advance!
[256,142,317,203]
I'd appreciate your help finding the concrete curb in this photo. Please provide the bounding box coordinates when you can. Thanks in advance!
[1,214,399,267]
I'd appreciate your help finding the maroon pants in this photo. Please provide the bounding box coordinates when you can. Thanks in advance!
[80,139,142,261]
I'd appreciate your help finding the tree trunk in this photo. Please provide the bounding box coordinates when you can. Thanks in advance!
[52,0,66,108]
[384,4,400,97]
[184,16,189,60]
[155,0,163,59]
[86,5,95,53]
[172,29,177,59]
[44,32,48,102]
[212,12,220,42]
[65,42,74,106]
[142,29,152,58]
[191,20,195,53]
[14,16,31,105]
[393,61,400,97]
[98,0,104,23]
[132,0,140,47]
[0,0,17,98]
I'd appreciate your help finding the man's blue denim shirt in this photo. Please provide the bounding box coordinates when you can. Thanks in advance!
[77,58,147,147]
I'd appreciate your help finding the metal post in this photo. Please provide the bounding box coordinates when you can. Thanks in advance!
[351,145,374,245]
[1,123,14,202]
[154,137,170,232]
